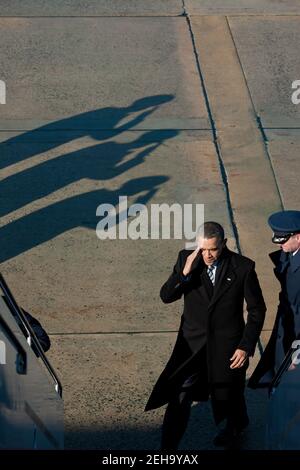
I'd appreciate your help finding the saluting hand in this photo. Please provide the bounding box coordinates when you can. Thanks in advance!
[230,349,248,369]
[182,246,202,276]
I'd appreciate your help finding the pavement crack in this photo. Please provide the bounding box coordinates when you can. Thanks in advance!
[49,330,178,336]
[225,17,284,211]
[183,10,241,253]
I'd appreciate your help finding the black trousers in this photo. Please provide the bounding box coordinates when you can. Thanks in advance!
[161,375,249,450]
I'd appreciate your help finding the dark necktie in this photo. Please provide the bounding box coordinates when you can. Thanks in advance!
[279,255,290,274]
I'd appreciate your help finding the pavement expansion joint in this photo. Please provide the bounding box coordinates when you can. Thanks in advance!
[0,15,184,19]
[49,331,179,336]
[185,13,241,254]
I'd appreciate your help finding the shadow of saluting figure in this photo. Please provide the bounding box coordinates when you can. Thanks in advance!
[0,95,173,170]
[0,175,169,263]
[1,130,177,218]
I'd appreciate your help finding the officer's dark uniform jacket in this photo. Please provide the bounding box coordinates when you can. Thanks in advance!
[248,248,300,388]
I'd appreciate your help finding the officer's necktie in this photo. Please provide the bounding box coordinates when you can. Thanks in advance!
[207,265,215,285]
[279,254,290,273]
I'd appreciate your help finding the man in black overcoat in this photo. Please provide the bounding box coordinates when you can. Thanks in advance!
[248,210,300,389]
[145,222,266,448]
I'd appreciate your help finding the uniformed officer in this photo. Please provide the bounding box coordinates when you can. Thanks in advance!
[248,210,300,388]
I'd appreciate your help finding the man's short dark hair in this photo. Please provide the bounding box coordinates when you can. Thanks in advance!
[197,221,225,242]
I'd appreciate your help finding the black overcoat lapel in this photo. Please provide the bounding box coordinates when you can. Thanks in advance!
[199,266,214,301]
[188,254,212,302]
[208,252,236,310]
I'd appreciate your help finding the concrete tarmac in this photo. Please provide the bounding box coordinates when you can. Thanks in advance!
[1,0,300,450]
